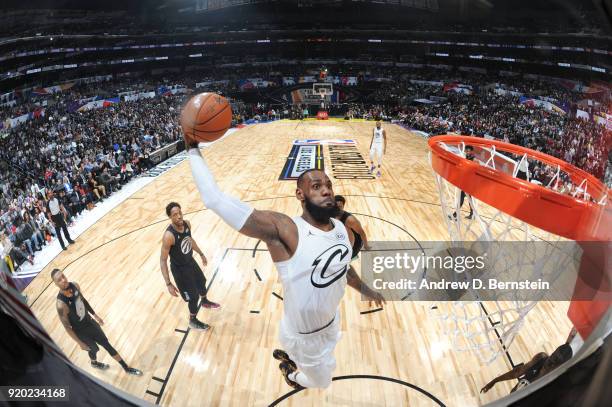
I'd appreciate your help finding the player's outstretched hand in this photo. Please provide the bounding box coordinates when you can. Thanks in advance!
[167,283,179,297]
[480,381,495,393]
[367,291,386,308]
[183,132,199,150]
[200,253,208,267]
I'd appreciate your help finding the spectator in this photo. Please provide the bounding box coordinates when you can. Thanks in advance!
[23,212,46,250]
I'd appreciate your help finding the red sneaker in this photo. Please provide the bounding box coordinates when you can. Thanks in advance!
[201,299,221,309]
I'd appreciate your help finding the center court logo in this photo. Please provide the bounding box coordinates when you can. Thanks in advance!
[310,244,350,288]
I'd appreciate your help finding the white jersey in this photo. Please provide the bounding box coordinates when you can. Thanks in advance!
[372,127,384,144]
[275,216,352,334]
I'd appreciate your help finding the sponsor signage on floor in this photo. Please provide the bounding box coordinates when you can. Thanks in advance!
[292,139,356,145]
[281,139,372,180]
[328,142,374,180]
[279,142,324,180]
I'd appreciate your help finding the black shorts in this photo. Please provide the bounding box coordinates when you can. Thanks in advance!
[73,319,111,354]
[171,260,207,302]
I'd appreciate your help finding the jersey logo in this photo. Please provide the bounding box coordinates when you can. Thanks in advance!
[180,237,193,254]
[310,244,350,288]
[75,297,86,320]
[335,232,345,240]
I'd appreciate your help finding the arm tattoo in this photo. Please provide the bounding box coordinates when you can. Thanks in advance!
[57,302,72,329]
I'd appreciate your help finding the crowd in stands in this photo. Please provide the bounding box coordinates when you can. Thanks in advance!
[0,88,185,274]
[395,90,609,183]
[224,67,610,185]
[0,68,609,273]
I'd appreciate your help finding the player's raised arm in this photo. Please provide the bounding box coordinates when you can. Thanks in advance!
[187,146,291,245]
[480,353,546,393]
[345,215,370,250]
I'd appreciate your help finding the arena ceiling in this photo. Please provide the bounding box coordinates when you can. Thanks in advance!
[0,0,610,36]
[0,0,609,92]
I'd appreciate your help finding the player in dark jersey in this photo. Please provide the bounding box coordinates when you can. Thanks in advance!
[451,146,474,220]
[160,202,220,331]
[52,269,142,375]
[334,195,371,257]
[333,195,383,315]
[480,328,576,394]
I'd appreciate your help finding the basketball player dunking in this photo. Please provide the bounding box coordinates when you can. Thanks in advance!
[185,138,384,390]
[369,121,387,178]
[52,269,142,375]
[160,202,220,331]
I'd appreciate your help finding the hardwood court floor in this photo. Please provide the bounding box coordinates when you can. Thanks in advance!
[24,120,572,406]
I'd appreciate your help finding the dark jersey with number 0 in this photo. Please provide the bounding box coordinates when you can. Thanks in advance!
[57,282,91,329]
[167,224,194,269]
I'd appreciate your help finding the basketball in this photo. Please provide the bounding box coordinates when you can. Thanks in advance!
[180,92,232,143]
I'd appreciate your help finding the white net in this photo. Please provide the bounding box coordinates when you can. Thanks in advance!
[431,140,582,364]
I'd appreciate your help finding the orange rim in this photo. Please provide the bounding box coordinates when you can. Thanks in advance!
[428,135,611,241]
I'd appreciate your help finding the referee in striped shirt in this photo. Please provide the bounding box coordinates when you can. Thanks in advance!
[46,190,75,251]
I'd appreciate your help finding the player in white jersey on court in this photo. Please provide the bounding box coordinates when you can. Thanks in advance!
[184,135,384,390]
[369,121,387,178]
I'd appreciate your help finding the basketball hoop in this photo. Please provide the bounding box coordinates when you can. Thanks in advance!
[428,135,611,363]
[313,82,333,101]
